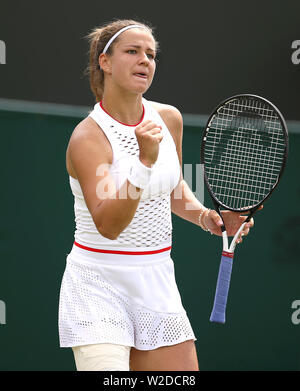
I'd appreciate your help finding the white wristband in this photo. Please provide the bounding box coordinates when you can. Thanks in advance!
[127,157,153,189]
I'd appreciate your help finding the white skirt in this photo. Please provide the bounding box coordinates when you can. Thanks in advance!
[58,242,196,350]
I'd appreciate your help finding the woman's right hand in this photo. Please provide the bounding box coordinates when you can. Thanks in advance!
[135,120,163,167]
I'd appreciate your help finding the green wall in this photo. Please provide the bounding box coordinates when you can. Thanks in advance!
[0,104,299,370]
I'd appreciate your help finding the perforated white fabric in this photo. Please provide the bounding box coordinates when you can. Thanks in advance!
[71,98,180,249]
[111,125,139,156]
[118,193,172,246]
[59,249,196,349]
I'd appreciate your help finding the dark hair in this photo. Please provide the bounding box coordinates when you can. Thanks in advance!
[84,19,158,102]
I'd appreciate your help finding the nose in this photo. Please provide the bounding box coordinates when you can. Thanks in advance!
[139,52,150,65]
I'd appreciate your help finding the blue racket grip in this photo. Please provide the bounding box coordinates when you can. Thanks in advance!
[210,253,234,324]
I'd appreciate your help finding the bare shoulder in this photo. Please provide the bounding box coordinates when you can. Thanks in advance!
[69,116,107,146]
[66,116,112,178]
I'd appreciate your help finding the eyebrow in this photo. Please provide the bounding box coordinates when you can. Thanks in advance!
[124,44,156,52]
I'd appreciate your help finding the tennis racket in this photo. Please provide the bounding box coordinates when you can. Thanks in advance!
[200,94,289,324]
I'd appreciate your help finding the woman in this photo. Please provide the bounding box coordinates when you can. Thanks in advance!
[58,19,254,371]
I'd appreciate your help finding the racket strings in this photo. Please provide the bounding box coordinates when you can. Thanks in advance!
[204,98,286,210]
[207,133,283,208]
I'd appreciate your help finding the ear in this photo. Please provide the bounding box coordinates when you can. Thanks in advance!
[99,53,111,74]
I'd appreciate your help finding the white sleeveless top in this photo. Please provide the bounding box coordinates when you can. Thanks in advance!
[70,98,181,250]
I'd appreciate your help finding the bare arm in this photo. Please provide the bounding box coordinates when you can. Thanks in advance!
[68,117,162,240]
[172,180,207,226]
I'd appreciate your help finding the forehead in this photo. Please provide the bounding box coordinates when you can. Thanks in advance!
[115,28,156,50]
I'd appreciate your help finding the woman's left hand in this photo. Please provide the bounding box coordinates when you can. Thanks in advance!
[203,207,262,243]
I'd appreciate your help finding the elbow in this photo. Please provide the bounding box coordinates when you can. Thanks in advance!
[97,225,120,241]
[93,214,120,240]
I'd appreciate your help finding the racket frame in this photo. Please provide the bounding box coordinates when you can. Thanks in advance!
[201,94,289,215]
[200,94,289,323]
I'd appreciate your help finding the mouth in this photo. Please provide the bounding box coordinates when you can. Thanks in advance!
[133,72,148,79]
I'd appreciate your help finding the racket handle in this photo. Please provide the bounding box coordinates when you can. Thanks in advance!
[210,252,234,324]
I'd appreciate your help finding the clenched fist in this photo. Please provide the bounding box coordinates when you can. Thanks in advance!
[135,120,163,167]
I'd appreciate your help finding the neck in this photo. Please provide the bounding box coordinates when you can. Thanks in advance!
[101,88,144,126]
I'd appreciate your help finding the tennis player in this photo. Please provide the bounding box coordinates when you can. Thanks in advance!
[58,19,254,371]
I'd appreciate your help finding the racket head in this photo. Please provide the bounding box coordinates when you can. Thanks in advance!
[200,94,289,213]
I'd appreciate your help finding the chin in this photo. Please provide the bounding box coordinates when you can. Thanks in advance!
[137,87,150,95]
[131,82,152,95]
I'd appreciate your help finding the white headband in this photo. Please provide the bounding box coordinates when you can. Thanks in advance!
[102,25,146,54]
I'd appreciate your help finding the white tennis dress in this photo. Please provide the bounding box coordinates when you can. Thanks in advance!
[58,98,196,350]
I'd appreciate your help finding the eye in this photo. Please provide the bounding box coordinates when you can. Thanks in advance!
[127,49,137,54]
[147,53,155,60]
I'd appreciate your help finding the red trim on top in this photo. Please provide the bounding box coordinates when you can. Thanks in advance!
[222,251,234,258]
[99,101,145,127]
[74,241,171,255]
